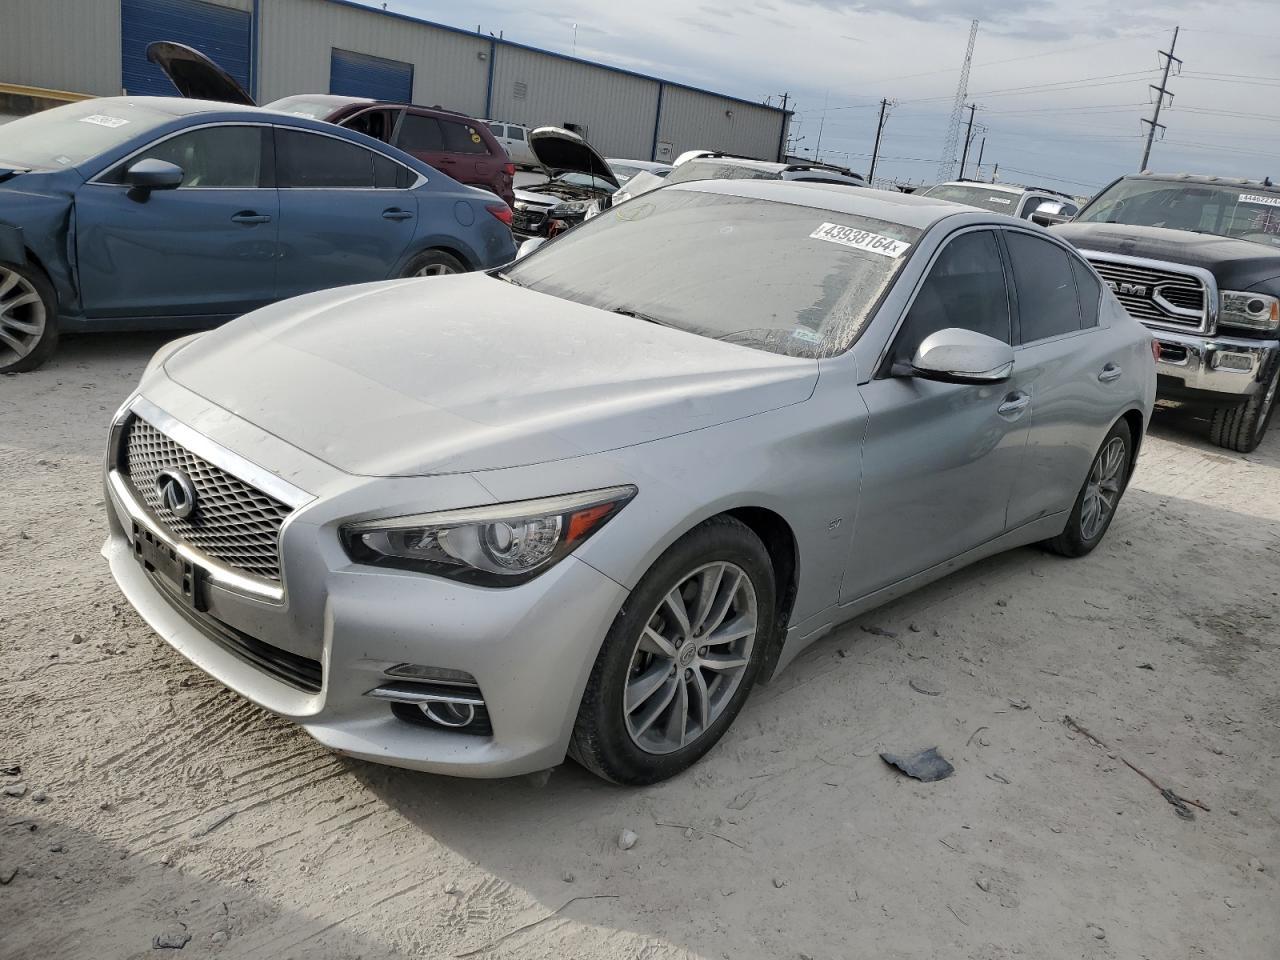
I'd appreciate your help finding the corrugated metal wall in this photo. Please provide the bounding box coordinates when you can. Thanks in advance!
[257,0,489,115]
[657,86,786,161]
[488,47,658,159]
[0,0,123,96]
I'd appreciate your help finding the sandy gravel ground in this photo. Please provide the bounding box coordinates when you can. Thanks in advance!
[2,332,1278,960]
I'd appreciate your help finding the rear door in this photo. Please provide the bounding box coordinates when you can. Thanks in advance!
[437,116,500,191]
[1001,229,1123,526]
[339,106,404,147]
[75,123,278,319]
[272,126,419,298]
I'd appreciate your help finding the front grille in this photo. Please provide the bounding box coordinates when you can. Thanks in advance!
[122,417,291,581]
[512,205,548,233]
[1087,257,1208,331]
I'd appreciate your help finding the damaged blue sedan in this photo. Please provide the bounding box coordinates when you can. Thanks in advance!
[0,97,516,373]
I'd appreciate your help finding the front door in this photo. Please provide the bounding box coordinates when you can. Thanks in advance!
[76,123,278,320]
[841,229,1031,601]
[272,127,419,299]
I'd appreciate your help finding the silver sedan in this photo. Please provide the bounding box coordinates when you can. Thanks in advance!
[103,180,1155,784]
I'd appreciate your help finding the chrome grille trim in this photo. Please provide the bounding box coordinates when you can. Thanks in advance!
[1082,250,1218,335]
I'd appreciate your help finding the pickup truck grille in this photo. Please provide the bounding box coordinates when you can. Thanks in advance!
[1086,257,1209,332]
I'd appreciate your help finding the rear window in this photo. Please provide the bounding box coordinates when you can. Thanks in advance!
[0,99,174,170]
[663,160,780,186]
[503,189,921,358]
[397,114,444,152]
[923,184,1022,213]
[441,120,490,155]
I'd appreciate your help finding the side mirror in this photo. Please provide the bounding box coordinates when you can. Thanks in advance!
[900,328,1013,385]
[123,158,183,191]
[1030,201,1071,227]
[516,237,546,259]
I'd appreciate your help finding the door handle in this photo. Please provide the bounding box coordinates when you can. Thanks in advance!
[382,208,414,221]
[231,211,271,224]
[997,392,1031,419]
[1098,363,1123,383]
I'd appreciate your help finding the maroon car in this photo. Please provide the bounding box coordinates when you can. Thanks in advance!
[147,42,515,207]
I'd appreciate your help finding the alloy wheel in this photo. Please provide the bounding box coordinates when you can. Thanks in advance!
[0,267,46,366]
[413,263,458,277]
[623,561,758,755]
[1080,436,1127,541]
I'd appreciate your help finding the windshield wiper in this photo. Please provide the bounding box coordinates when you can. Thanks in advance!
[611,307,675,328]
[495,272,526,287]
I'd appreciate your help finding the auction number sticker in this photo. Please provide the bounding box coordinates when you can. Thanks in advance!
[810,222,911,258]
[987,196,1012,205]
[1239,193,1280,208]
[78,114,130,128]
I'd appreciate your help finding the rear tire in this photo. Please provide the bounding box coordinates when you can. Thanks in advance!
[1044,419,1133,558]
[399,249,467,278]
[0,258,58,374]
[1208,359,1279,453]
[570,516,776,785]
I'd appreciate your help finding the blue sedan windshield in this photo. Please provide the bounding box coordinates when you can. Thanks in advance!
[0,100,175,170]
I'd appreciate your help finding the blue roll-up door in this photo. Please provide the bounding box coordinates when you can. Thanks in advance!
[121,0,252,97]
[329,48,414,102]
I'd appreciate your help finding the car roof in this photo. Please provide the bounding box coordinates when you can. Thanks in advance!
[686,156,787,172]
[673,178,978,230]
[607,158,673,170]
[1131,171,1280,193]
[90,95,274,117]
[934,180,1025,195]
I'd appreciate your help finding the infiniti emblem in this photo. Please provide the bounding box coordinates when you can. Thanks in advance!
[155,468,197,520]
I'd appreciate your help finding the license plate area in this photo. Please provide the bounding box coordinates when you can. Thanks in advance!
[132,522,204,610]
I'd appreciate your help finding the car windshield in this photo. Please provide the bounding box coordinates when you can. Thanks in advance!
[609,163,648,184]
[1075,178,1280,245]
[663,159,781,186]
[502,188,920,358]
[553,171,618,193]
[0,100,175,170]
[921,183,1021,213]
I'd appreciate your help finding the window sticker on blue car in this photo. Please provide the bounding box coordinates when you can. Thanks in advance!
[78,115,130,128]
[809,222,911,258]
[1239,193,1280,208]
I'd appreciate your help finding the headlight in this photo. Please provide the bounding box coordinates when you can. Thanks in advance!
[550,199,591,217]
[341,486,636,586]
[1219,291,1280,333]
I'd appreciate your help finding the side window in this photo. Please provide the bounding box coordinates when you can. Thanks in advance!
[487,123,505,139]
[343,109,396,144]
[892,230,1011,364]
[397,114,445,152]
[1005,231,1082,342]
[107,126,264,188]
[441,120,490,155]
[1061,202,1079,218]
[1019,196,1046,220]
[373,153,413,189]
[509,126,526,142]
[1071,258,1102,329]
[275,129,374,188]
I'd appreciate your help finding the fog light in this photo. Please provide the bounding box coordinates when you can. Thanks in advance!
[1212,352,1253,372]
[384,663,477,685]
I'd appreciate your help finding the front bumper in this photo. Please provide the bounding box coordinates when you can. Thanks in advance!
[1150,328,1279,401]
[103,407,629,778]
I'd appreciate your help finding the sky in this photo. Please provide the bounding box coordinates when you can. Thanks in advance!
[366,0,1280,195]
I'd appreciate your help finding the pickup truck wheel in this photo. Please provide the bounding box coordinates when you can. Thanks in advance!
[0,259,58,374]
[1209,360,1280,453]
[1044,419,1133,558]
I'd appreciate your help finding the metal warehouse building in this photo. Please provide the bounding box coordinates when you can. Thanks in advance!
[2,0,790,162]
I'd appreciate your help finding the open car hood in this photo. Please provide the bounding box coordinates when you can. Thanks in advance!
[529,127,618,188]
[146,41,255,105]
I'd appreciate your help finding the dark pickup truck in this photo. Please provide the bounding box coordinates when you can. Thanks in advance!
[1054,173,1280,452]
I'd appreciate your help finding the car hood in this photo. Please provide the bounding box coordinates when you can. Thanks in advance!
[529,127,618,188]
[1054,221,1280,291]
[163,275,817,477]
[146,41,256,105]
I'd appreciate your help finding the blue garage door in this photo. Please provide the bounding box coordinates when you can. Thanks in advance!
[121,0,252,97]
[329,48,413,102]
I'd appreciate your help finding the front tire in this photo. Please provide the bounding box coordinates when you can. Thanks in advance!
[1209,359,1279,453]
[0,259,58,374]
[570,516,776,785]
[1044,419,1133,558]
[399,249,466,278]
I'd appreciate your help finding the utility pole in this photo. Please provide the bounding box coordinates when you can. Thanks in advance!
[814,90,829,162]
[1140,26,1181,171]
[975,135,986,178]
[867,98,892,185]
[991,163,998,183]
[958,104,977,180]
[939,19,979,181]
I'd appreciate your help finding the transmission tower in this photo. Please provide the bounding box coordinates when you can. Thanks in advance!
[938,19,979,181]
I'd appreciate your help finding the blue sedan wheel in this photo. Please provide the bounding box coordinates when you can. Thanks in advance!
[0,262,57,374]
